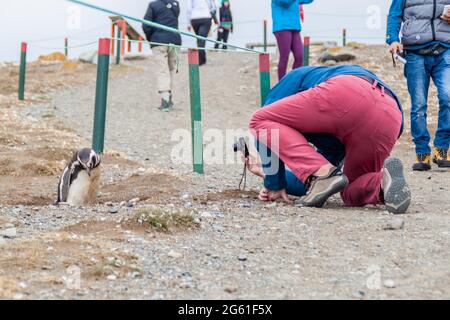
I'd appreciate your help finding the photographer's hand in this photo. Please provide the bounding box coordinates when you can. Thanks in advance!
[259,188,292,203]
[442,11,450,23]
[241,154,264,178]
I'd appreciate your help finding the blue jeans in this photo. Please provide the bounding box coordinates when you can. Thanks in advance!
[405,49,450,154]
[258,134,346,197]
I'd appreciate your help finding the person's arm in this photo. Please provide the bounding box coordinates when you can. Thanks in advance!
[142,3,154,41]
[386,0,404,53]
[258,141,287,192]
[173,0,180,19]
[210,0,218,25]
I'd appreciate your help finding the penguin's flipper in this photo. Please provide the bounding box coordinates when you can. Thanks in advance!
[57,165,72,203]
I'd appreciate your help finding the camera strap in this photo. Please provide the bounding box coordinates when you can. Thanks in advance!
[238,162,247,190]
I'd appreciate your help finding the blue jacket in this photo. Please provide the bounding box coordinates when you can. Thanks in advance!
[386,0,450,50]
[271,0,313,33]
[260,65,404,192]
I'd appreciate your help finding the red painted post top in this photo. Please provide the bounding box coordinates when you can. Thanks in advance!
[188,49,199,65]
[21,42,27,53]
[304,36,310,46]
[259,53,270,73]
[98,38,111,56]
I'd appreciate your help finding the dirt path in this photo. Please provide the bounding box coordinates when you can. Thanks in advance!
[0,45,449,299]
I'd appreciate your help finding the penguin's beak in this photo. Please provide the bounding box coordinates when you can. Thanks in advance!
[86,167,91,177]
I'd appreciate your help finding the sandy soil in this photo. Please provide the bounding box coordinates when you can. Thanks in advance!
[0,45,449,300]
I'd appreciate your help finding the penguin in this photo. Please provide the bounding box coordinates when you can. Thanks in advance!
[56,148,101,206]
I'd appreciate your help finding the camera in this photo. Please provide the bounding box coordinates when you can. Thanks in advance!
[233,137,249,157]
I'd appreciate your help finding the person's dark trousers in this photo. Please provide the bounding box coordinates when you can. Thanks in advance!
[215,28,230,49]
[191,18,212,65]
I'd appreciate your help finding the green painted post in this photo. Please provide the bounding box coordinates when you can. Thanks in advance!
[116,26,121,65]
[18,42,27,101]
[92,38,111,153]
[303,36,310,66]
[64,38,68,57]
[263,20,268,52]
[343,28,347,47]
[259,53,271,106]
[188,49,204,174]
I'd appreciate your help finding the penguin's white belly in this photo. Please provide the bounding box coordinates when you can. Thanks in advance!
[66,171,91,206]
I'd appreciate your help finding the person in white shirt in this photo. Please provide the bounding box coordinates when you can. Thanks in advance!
[187,0,218,65]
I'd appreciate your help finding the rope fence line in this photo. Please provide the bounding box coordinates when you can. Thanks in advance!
[27,23,111,44]
[109,37,259,54]
[65,0,262,54]
[27,40,98,51]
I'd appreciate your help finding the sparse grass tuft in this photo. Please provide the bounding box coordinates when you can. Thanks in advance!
[126,209,199,233]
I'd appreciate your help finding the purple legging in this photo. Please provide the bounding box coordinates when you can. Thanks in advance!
[274,30,304,80]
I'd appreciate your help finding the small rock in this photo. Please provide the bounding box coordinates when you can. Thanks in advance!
[210,211,224,218]
[109,208,119,214]
[224,286,238,294]
[384,219,404,230]
[129,198,140,204]
[238,254,247,262]
[200,211,213,219]
[107,274,117,281]
[324,60,337,66]
[168,250,182,259]
[181,193,190,200]
[0,227,17,238]
[212,224,224,232]
[383,279,396,288]
[125,202,134,208]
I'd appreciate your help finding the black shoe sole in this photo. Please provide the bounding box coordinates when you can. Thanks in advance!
[384,158,411,214]
[432,158,450,168]
[412,163,431,171]
[301,175,349,208]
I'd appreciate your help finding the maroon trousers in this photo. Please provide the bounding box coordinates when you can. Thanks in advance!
[249,75,402,207]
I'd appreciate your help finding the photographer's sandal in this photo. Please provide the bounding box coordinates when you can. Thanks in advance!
[382,157,411,214]
[301,167,349,208]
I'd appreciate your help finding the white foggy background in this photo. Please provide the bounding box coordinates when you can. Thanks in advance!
[0,0,392,61]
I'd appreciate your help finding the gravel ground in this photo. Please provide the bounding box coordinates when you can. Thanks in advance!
[1,46,449,299]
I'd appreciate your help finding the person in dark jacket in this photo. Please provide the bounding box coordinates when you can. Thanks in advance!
[214,0,233,50]
[143,0,182,111]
